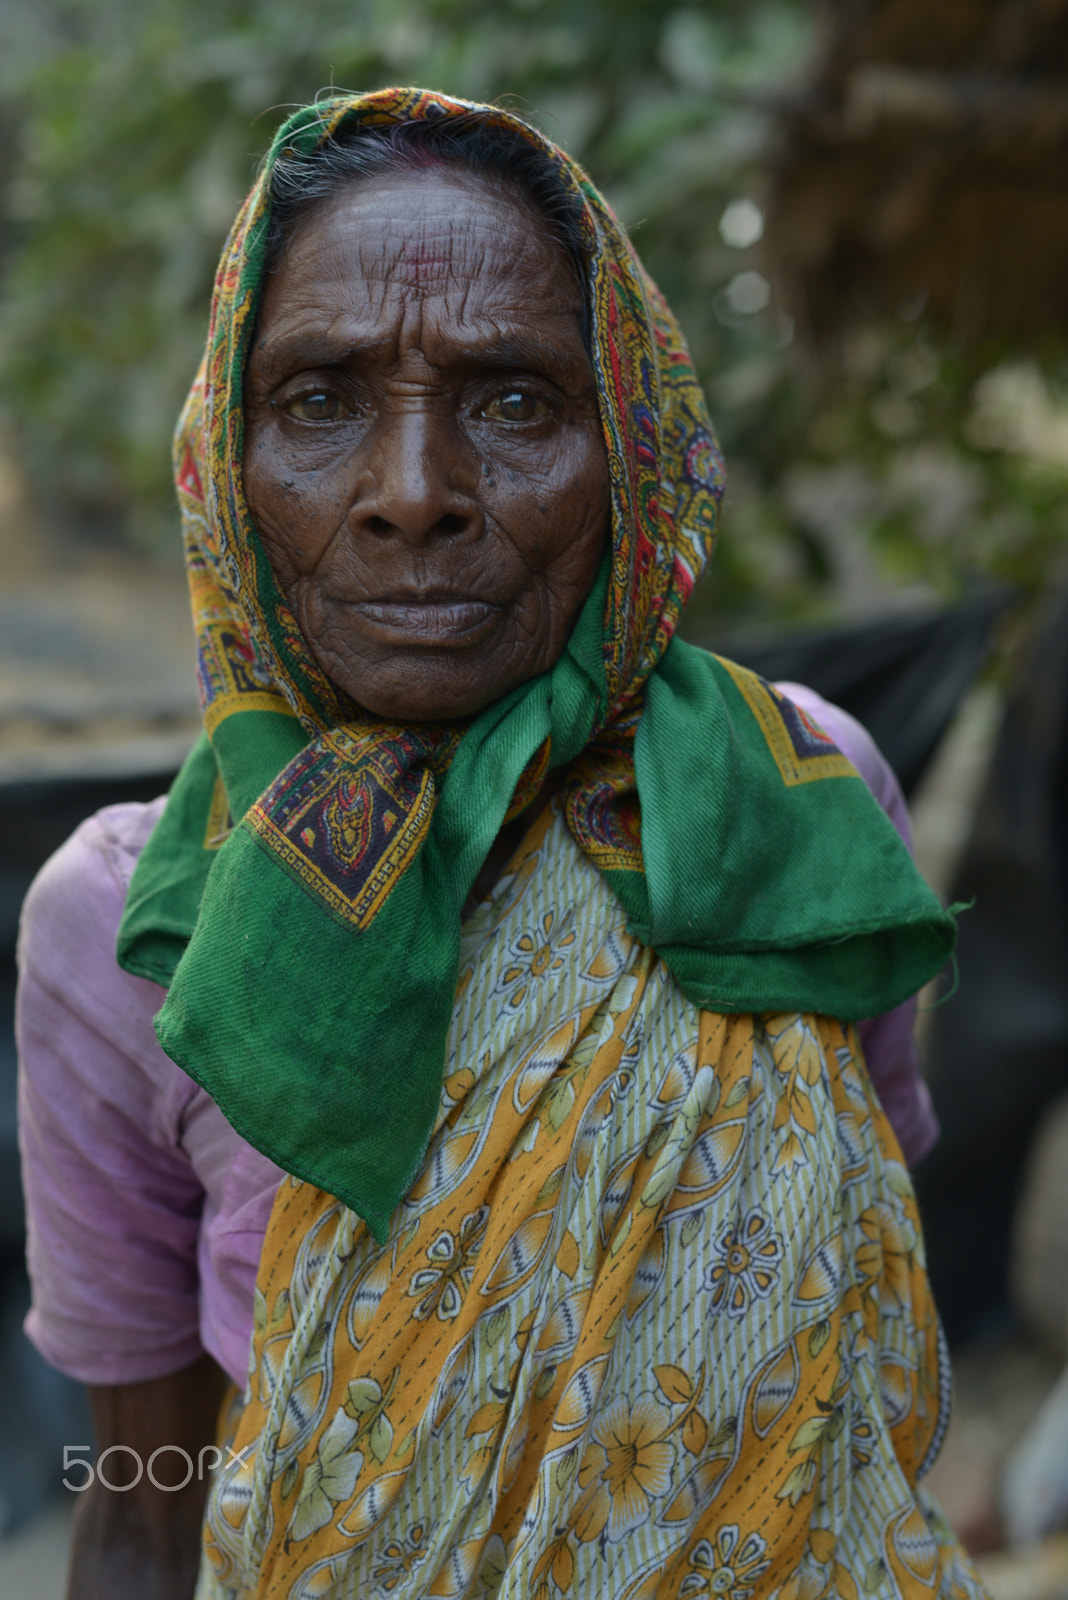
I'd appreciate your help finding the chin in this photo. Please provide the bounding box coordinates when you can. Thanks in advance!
[342,673,511,725]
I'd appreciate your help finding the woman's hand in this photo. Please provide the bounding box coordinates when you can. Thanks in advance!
[67,1354,229,1600]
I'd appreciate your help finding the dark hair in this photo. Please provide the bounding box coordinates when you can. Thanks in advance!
[262,111,589,292]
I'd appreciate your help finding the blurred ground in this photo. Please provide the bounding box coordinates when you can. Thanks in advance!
[924,1336,1061,1555]
[0,452,197,783]
[980,1537,1068,1600]
[0,1502,72,1598]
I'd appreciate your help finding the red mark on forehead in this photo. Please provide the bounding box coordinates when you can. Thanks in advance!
[392,242,454,285]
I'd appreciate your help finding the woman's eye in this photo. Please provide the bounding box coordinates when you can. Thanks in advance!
[482,390,549,424]
[285,391,348,422]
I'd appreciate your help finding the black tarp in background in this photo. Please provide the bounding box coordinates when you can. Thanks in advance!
[0,590,1029,1529]
[913,586,1068,1344]
[712,587,1009,799]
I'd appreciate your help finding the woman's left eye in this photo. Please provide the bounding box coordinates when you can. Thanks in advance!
[482,390,550,424]
[284,391,350,422]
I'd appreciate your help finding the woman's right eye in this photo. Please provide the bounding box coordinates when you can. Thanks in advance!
[284,391,350,422]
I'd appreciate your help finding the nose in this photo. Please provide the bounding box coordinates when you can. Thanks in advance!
[348,407,483,546]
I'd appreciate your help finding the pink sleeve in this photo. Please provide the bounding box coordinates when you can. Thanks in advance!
[773,683,939,1166]
[16,801,209,1384]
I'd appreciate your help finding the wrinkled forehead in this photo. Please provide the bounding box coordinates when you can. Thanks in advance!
[254,169,588,357]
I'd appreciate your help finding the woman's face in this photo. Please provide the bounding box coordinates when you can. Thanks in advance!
[243,167,610,722]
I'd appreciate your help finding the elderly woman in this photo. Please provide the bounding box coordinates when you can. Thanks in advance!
[18,88,980,1600]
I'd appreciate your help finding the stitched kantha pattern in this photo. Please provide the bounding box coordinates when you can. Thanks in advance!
[195,807,983,1600]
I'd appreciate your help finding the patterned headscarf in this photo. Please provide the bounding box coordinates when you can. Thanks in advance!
[120,89,952,1240]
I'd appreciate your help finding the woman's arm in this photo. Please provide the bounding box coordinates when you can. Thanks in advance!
[772,681,939,1165]
[68,1354,229,1600]
[14,809,228,1593]
[17,805,208,1388]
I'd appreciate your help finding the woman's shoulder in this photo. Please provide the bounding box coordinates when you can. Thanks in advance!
[20,797,167,991]
[23,793,166,902]
[17,796,184,1126]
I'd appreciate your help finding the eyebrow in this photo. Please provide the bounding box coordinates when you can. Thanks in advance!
[456,332,585,375]
[252,324,588,385]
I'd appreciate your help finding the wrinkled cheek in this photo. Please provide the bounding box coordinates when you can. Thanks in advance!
[289,588,357,681]
[244,440,351,575]
[495,496,606,581]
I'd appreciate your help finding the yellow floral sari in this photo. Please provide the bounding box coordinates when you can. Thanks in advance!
[196,802,984,1600]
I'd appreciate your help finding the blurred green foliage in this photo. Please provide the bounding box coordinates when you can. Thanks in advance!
[1,0,1065,634]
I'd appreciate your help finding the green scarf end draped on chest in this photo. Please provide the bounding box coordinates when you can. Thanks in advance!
[119,634,953,1244]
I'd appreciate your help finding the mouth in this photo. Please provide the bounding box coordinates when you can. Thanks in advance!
[347,592,502,645]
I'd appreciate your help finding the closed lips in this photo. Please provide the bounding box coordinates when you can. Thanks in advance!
[350,595,501,640]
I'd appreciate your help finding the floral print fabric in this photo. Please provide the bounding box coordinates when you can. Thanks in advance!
[196,802,984,1600]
